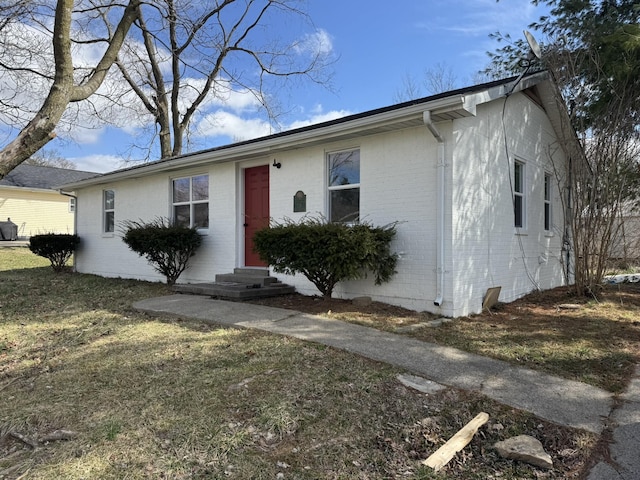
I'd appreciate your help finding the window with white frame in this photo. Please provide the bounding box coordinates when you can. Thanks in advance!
[69,197,76,213]
[327,149,360,223]
[544,173,552,231]
[172,174,209,229]
[514,161,525,228]
[103,190,115,233]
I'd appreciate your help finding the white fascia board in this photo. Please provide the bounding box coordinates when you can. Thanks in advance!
[461,72,548,116]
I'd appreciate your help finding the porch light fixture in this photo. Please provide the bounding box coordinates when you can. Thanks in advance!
[272,159,281,169]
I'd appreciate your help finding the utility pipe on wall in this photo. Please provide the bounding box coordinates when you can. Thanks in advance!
[423,111,446,307]
[60,190,78,272]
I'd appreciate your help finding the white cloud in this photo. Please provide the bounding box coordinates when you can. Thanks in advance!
[185,78,264,113]
[68,154,127,173]
[294,29,334,56]
[196,110,273,141]
[287,109,352,130]
[411,0,547,75]
[195,105,351,145]
[423,0,540,37]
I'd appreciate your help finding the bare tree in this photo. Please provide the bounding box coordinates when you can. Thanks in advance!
[487,1,640,295]
[543,42,640,295]
[0,0,29,33]
[570,127,640,294]
[0,0,141,179]
[392,73,423,103]
[110,0,332,160]
[393,63,459,103]
[26,148,76,169]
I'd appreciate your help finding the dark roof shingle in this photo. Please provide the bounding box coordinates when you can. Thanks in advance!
[0,164,99,190]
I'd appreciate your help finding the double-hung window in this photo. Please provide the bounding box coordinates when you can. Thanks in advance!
[103,190,115,233]
[327,149,360,223]
[514,161,525,228]
[172,174,209,229]
[544,173,552,231]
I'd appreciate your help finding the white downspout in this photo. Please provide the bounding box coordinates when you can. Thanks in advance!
[423,111,445,307]
[60,190,78,272]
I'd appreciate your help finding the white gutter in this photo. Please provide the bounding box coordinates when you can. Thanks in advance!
[423,111,446,307]
[59,190,79,272]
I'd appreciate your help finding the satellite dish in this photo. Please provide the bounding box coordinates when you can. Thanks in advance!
[524,30,542,60]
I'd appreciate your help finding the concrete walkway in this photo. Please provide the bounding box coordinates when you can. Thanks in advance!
[133,294,639,476]
[587,365,640,479]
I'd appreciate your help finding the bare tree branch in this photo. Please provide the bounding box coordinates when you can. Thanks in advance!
[0,0,142,178]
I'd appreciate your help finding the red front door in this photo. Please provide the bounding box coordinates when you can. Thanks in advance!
[244,165,270,267]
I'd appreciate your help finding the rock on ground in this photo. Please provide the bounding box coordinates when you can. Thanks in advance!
[494,435,553,469]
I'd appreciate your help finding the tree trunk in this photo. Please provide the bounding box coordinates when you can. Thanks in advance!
[0,0,141,179]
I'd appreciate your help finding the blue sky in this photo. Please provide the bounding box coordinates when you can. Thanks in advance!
[49,0,549,173]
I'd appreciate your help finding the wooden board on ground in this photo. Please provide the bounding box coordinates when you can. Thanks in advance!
[422,412,490,471]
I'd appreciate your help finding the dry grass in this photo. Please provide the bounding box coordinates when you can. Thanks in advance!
[253,285,640,394]
[0,248,599,479]
[411,286,640,394]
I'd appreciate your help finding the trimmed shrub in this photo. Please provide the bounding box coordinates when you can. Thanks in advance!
[253,217,398,298]
[29,233,80,272]
[121,218,202,285]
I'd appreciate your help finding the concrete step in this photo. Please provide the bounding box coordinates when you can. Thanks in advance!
[215,273,278,286]
[173,282,295,300]
[174,269,294,300]
[234,267,270,276]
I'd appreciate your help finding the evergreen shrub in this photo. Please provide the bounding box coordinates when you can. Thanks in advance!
[253,217,398,298]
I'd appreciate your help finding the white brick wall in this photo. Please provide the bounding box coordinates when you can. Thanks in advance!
[74,90,569,317]
[449,94,567,316]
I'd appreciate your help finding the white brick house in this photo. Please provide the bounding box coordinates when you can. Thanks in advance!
[61,72,579,317]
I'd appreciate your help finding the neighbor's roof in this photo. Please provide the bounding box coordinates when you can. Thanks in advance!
[60,70,579,189]
[0,164,100,191]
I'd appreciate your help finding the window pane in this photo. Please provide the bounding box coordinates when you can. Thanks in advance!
[544,204,551,230]
[174,205,190,227]
[193,203,209,229]
[329,150,360,187]
[544,175,550,200]
[104,190,114,210]
[330,188,359,223]
[514,195,523,228]
[192,175,209,201]
[173,178,190,203]
[104,212,114,233]
[514,163,523,193]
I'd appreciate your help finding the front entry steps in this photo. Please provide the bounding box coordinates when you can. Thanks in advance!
[173,268,295,300]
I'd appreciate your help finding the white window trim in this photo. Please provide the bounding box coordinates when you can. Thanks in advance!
[68,197,76,213]
[171,174,209,231]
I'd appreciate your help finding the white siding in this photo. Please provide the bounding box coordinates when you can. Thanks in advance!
[0,188,76,237]
[75,166,238,283]
[449,93,567,316]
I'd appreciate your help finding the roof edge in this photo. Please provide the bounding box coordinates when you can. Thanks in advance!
[61,72,547,190]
